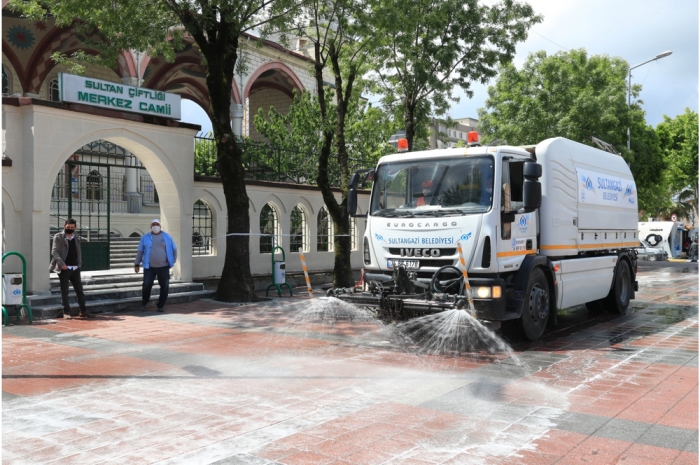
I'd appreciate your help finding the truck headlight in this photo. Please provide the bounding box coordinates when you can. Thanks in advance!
[474,286,502,299]
[475,286,491,299]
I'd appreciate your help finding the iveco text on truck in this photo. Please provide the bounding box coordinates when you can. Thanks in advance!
[336,137,639,341]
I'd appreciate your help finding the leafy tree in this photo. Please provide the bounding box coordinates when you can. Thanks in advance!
[369,0,541,151]
[288,0,382,287]
[254,90,396,185]
[656,108,699,221]
[477,49,665,213]
[12,0,300,302]
[253,90,327,184]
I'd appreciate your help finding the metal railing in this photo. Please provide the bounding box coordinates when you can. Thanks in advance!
[194,134,370,187]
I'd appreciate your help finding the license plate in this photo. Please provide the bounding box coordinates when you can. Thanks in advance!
[388,259,420,269]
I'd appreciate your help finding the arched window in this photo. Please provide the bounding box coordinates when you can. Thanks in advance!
[260,203,280,253]
[290,205,308,253]
[193,199,213,255]
[86,170,102,201]
[317,207,332,252]
[48,77,60,101]
[2,65,9,96]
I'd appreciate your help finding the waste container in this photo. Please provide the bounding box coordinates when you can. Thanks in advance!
[273,261,286,284]
[2,251,33,324]
[3,273,23,305]
[266,246,293,297]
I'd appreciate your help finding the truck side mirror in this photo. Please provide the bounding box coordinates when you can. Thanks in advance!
[348,188,358,215]
[522,161,542,212]
[348,172,361,189]
[523,180,541,211]
[523,161,542,179]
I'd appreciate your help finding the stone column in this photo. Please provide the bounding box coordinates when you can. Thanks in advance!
[125,155,142,213]
[231,103,245,137]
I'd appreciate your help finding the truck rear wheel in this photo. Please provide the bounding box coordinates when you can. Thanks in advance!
[604,260,632,315]
[519,268,550,341]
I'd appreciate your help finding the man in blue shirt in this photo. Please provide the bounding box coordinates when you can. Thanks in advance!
[134,219,178,312]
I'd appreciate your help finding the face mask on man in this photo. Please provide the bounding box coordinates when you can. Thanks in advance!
[151,226,161,234]
[64,227,75,235]
[422,189,432,197]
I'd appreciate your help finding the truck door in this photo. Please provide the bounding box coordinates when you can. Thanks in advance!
[497,159,537,272]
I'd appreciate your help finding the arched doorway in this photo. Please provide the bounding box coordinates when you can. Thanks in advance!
[35,123,195,293]
[50,140,161,270]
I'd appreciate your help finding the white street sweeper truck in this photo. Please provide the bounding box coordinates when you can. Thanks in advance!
[332,136,640,341]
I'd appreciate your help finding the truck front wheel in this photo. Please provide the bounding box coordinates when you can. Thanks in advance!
[519,268,550,341]
[604,260,632,315]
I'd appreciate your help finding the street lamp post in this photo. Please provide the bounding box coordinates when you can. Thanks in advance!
[627,51,672,151]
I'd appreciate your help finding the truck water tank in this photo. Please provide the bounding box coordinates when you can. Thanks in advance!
[536,138,639,257]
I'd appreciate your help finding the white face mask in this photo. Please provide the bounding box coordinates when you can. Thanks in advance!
[422,189,432,197]
[151,225,161,234]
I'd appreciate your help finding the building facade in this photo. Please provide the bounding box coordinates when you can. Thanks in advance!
[2,6,367,295]
[428,117,479,149]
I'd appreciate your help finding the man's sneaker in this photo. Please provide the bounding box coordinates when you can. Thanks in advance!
[69,310,79,317]
[80,312,95,319]
[140,302,148,312]
[157,306,164,313]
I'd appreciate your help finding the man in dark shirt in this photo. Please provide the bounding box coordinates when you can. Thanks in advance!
[50,218,92,318]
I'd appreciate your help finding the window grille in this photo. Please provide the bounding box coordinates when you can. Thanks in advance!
[317,207,332,252]
[48,78,59,101]
[140,175,159,204]
[290,205,307,253]
[260,203,279,253]
[86,170,103,201]
[193,199,213,255]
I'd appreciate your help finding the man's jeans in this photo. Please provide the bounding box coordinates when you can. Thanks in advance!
[58,268,87,316]
[142,266,170,309]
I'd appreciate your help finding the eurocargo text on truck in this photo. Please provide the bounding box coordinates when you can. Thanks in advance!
[331,135,639,341]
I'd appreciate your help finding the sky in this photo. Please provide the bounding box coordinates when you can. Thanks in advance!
[451,0,699,127]
[180,0,698,133]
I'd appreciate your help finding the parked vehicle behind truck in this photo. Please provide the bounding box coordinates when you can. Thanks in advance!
[635,240,668,261]
[335,136,639,341]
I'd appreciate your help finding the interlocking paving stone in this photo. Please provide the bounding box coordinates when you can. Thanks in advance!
[604,347,699,365]
[209,454,279,465]
[589,417,651,443]
[3,263,697,464]
[637,424,698,452]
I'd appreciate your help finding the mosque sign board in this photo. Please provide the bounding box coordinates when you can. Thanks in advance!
[58,73,181,120]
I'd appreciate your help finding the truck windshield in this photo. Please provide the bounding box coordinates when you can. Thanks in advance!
[370,156,494,217]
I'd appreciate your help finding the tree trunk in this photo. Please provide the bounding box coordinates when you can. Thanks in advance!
[404,100,417,151]
[207,47,257,302]
[313,45,355,288]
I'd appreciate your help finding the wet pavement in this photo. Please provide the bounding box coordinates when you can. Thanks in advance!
[3,261,697,464]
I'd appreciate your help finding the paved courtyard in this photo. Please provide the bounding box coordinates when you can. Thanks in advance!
[2,262,698,464]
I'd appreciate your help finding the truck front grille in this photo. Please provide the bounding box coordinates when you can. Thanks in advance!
[388,248,457,256]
